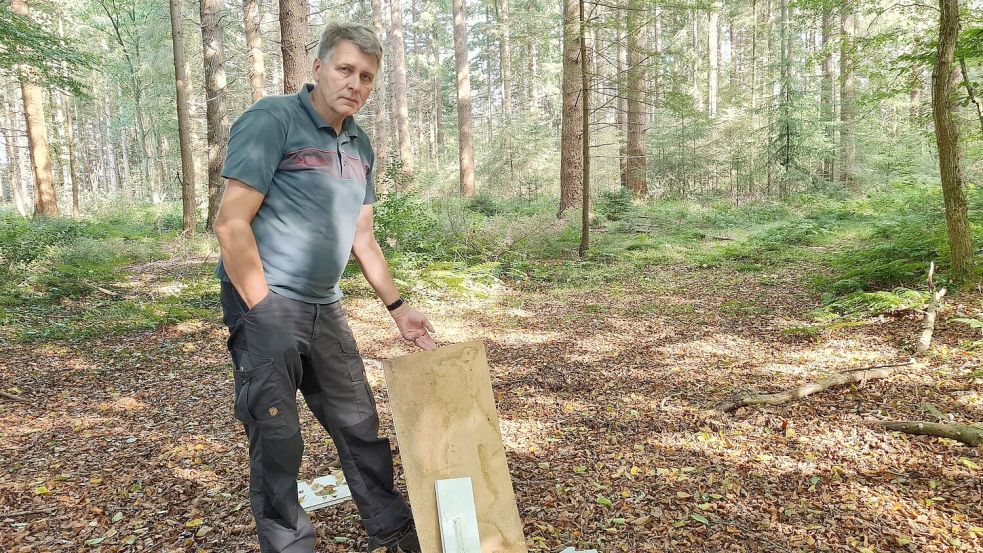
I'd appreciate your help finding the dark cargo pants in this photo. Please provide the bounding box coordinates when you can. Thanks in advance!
[221,282,413,553]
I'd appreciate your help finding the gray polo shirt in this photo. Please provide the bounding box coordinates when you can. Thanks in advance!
[216,83,377,304]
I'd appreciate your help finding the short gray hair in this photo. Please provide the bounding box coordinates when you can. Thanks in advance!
[316,22,383,65]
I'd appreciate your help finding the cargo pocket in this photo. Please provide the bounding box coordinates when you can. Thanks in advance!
[338,338,376,418]
[231,348,286,429]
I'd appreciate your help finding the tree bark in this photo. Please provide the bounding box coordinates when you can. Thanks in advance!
[820,1,835,181]
[879,421,983,447]
[279,0,309,94]
[244,0,266,102]
[932,0,975,284]
[626,0,647,198]
[452,0,476,197]
[201,0,230,230]
[708,1,720,118]
[558,0,583,214]
[389,0,414,175]
[11,0,58,217]
[1,89,27,216]
[496,0,512,120]
[369,0,390,174]
[839,0,858,188]
[578,0,590,257]
[171,0,196,234]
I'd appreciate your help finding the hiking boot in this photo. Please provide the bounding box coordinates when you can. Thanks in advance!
[366,521,421,553]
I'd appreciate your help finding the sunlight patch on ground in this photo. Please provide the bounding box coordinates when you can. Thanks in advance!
[97,395,149,414]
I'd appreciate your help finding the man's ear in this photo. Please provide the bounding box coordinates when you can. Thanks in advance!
[311,58,322,83]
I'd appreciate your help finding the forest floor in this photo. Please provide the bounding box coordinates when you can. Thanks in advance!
[1,202,983,552]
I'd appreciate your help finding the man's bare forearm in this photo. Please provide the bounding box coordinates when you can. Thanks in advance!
[353,238,400,306]
[215,221,268,308]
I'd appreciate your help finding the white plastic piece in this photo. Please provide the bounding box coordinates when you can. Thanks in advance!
[559,548,599,553]
[435,477,482,553]
[297,473,351,512]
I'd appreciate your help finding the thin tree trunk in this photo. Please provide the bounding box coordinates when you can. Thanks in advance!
[452,0,476,197]
[617,19,627,190]
[244,0,266,102]
[559,0,583,214]
[496,0,512,120]
[389,0,414,175]
[578,0,590,257]
[102,89,121,197]
[2,90,27,216]
[932,0,975,284]
[820,1,835,181]
[432,22,444,151]
[839,0,857,188]
[11,0,58,217]
[369,0,389,174]
[708,1,720,117]
[279,0,309,94]
[171,0,196,233]
[201,0,230,229]
[626,0,647,197]
[65,97,79,218]
[958,57,983,137]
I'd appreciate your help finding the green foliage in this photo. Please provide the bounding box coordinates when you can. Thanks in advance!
[817,288,929,320]
[595,189,633,222]
[0,5,95,95]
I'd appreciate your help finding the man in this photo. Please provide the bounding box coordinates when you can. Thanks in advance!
[213,22,434,553]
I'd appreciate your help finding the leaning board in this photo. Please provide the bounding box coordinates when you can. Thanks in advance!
[382,342,527,553]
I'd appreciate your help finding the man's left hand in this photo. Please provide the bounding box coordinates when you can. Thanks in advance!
[390,303,437,350]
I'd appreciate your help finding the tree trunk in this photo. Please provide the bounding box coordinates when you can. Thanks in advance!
[279,0,309,94]
[2,89,28,216]
[578,0,590,257]
[432,22,444,151]
[102,87,121,197]
[65,97,79,218]
[170,0,196,234]
[617,19,627,190]
[820,1,835,181]
[932,0,975,284]
[558,0,583,214]
[626,0,647,197]
[244,0,266,102]
[778,0,792,191]
[452,0,476,197]
[11,0,58,217]
[201,0,230,230]
[389,0,414,175]
[839,0,857,188]
[369,0,390,174]
[496,0,512,120]
[708,1,720,118]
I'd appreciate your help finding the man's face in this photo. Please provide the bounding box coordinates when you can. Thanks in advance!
[311,40,378,122]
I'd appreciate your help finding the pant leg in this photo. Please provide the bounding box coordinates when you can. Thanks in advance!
[221,282,316,553]
[299,301,413,539]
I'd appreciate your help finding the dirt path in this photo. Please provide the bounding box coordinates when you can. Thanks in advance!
[1,258,981,552]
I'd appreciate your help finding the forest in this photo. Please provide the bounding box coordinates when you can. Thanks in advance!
[1,0,982,550]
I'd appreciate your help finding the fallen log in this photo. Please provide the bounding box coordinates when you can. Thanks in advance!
[715,361,913,413]
[0,390,28,403]
[879,421,983,447]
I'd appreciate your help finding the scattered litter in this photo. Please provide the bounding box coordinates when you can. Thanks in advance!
[297,472,351,512]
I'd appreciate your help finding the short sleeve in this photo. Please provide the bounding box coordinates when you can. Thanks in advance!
[363,146,377,205]
[221,109,287,195]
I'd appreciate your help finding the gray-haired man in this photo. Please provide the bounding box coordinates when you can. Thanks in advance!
[213,22,432,553]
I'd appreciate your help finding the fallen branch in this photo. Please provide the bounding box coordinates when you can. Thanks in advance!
[879,421,983,447]
[0,390,28,403]
[715,362,913,413]
[1,508,55,517]
[914,262,946,355]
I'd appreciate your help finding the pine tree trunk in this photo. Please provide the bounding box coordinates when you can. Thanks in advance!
[171,0,196,233]
[369,0,389,174]
[820,2,835,181]
[617,18,627,190]
[578,0,590,257]
[496,0,512,120]
[558,0,583,214]
[708,1,720,118]
[102,90,121,197]
[389,0,414,175]
[201,0,230,229]
[279,0,309,94]
[839,0,857,188]
[932,0,975,284]
[244,0,266,102]
[11,0,58,217]
[626,0,647,197]
[431,22,444,151]
[452,0,476,197]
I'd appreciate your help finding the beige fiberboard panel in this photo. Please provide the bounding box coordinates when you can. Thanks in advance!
[383,342,527,553]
